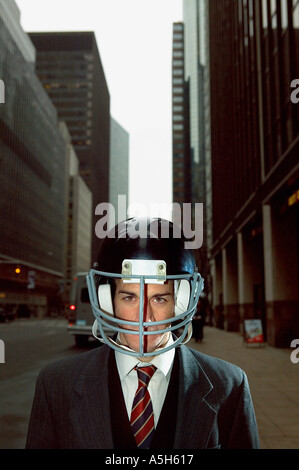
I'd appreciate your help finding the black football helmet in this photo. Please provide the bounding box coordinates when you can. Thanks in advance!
[86,217,204,357]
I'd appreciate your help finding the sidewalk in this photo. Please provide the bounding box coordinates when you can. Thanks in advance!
[189,326,299,449]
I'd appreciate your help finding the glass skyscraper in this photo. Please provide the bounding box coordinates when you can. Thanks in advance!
[182,0,212,287]
[29,32,111,264]
[209,0,299,347]
[0,0,68,315]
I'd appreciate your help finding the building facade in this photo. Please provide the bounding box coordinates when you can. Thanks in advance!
[109,116,129,227]
[182,0,212,290]
[172,22,192,208]
[59,122,92,306]
[209,0,299,347]
[0,0,68,316]
[29,32,110,264]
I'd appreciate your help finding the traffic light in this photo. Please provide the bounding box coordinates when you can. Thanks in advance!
[15,266,21,274]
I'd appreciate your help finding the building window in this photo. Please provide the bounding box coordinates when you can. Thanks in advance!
[173,161,185,169]
[173,86,184,94]
[293,1,299,26]
[173,60,184,66]
[173,68,183,76]
[173,50,183,58]
[173,77,184,85]
[262,0,269,28]
[281,0,288,29]
[174,181,184,188]
[173,96,183,103]
[173,142,184,150]
[174,23,183,31]
[173,132,184,141]
[173,105,183,112]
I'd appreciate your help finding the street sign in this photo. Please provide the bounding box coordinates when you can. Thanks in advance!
[244,319,265,345]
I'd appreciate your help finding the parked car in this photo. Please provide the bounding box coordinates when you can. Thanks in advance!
[0,307,6,322]
[0,307,15,322]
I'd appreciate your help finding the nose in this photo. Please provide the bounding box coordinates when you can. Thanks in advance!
[142,286,154,322]
[144,299,154,322]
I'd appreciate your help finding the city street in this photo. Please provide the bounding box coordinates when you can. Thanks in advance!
[0,317,97,449]
[0,318,298,449]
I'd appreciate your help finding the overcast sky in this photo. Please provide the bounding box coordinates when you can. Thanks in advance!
[16,0,183,220]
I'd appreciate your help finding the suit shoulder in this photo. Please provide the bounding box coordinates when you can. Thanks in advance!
[184,346,246,385]
[38,345,109,383]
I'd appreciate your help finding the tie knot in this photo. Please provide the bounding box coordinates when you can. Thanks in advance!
[135,365,156,387]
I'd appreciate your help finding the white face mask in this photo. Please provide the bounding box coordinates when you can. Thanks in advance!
[87,260,204,358]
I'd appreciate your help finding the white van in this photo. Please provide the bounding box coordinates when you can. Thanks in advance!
[67,272,116,347]
[67,272,95,346]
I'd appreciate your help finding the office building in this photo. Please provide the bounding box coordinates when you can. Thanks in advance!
[29,31,110,263]
[59,122,92,305]
[0,0,68,316]
[109,117,129,227]
[181,0,212,287]
[172,22,192,208]
[209,0,299,347]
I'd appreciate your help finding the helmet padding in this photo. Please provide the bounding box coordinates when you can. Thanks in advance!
[98,278,190,317]
[98,284,113,315]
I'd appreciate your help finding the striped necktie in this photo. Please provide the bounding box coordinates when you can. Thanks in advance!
[130,365,157,449]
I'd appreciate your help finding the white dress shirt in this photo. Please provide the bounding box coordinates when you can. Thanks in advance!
[115,335,175,427]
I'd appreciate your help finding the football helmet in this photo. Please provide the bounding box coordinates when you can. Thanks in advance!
[86,217,204,357]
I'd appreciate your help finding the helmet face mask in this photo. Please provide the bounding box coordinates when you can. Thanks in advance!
[86,217,204,357]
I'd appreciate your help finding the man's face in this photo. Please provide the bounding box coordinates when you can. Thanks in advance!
[113,279,175,357]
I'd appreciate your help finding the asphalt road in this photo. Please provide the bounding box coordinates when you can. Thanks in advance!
[0,317,98,449]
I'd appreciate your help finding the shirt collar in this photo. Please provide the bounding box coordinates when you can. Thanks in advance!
[115,334,175,382]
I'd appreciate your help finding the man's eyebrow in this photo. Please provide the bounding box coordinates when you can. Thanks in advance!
[152,293,172,297]
[117,291,173,297]
[117,290,138,295]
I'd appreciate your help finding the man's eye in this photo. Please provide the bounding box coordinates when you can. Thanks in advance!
[123,296,136,303]
[153,297,166,304]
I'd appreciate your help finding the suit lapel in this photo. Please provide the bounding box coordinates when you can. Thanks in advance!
[69,344,216,449]
[174,346,216,449]
[71,345,114,449]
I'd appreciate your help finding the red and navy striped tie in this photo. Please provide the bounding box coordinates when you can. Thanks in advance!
[130,365,157,449]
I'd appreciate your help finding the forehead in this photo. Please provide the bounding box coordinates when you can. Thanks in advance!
[115,279,174,294]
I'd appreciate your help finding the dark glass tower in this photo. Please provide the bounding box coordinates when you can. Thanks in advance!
[0,6,68,314]
[209,0,299,347]
[172,22,192,207]
[29,32,111,263]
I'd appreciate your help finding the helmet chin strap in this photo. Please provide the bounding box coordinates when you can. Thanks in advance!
[182,322,193,344]
[92,320,193,356]
[92,320,136,353]
[92,320,105,344]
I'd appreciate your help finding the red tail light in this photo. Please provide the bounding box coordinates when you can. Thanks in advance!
[68,305,76,323]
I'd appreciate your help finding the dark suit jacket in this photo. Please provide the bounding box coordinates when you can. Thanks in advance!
[25,344,259,449]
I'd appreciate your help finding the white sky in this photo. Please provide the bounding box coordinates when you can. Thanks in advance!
[16,0,183,220]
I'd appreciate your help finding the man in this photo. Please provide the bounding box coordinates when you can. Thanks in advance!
[26,217,259,449]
